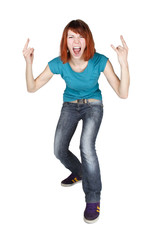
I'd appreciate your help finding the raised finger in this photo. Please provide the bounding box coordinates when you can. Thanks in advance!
[120,35,128,49]
[111,44,118,53]
[23,38,30,51]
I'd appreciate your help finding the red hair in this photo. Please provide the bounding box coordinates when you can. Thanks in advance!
[60,19,96,63]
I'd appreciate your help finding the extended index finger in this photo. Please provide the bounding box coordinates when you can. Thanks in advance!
[23,38,30,51]
[120,35,128,49]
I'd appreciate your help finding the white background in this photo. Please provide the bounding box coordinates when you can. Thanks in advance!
[0,0,160,239]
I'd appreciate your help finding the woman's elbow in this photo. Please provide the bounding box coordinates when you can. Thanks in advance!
[120,94,128,99]
[27,87,36,93]
[118,91,129,99]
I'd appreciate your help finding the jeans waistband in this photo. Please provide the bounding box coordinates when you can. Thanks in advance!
[69,99,101,104]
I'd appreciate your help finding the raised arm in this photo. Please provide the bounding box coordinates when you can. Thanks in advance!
[103,35,130,99]
[23,39,53,93]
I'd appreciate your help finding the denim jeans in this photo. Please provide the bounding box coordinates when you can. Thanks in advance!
[54,100,103,203]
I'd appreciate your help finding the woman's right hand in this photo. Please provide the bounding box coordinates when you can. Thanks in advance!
[23,38,34,64]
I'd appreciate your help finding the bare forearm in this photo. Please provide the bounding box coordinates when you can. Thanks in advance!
[118,63,130,98]
[26,63,36,92]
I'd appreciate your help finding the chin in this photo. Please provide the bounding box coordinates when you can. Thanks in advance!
[71,51,84,60]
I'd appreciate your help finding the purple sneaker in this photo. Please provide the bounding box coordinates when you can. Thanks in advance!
[61,173,82,187]
[84,202,100,223]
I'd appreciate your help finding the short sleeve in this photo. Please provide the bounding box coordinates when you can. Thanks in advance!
[99,54,109,72]
[48,56,62,74]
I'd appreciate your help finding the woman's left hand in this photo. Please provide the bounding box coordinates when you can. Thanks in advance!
[111,35,129,67]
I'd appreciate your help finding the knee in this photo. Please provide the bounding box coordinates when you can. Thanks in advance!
[54,134,62,159]
[54,140,61,159]
[80,142,94,157]
[54,144,63,159]
[54,146,60,159]
[54,143,68,160]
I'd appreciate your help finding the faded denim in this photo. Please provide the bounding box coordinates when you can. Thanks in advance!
[54,100,103,203]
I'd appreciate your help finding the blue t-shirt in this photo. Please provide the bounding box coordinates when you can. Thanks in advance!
[48,52,108,102]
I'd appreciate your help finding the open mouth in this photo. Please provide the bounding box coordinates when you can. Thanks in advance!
[73,47,81,55]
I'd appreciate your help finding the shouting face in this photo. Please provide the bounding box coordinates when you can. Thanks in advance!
[67,30,86,60]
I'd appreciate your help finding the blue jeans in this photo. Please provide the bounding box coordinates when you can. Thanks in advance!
[54,100,103,203]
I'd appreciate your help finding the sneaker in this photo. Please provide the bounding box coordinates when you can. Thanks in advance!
[84,202,100,223]
[61,173,82,187]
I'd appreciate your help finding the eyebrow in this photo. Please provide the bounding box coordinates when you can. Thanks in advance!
[68,34,82,37]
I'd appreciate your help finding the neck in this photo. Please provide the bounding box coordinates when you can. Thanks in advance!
[69,56,86,66]
[68,56,89,73]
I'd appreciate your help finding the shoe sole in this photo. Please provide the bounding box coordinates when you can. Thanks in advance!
[83,216,99,224]
[61,180,82,187]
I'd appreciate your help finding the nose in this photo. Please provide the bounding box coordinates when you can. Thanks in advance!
[74,37,80,44]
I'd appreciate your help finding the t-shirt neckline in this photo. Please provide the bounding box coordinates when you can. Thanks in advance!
[67,59,91,74]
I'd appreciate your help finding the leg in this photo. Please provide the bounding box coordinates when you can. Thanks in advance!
[54,103,82,176]
[80,102,103,203]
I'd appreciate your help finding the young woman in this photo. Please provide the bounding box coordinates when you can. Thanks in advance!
[23,19,130,224]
